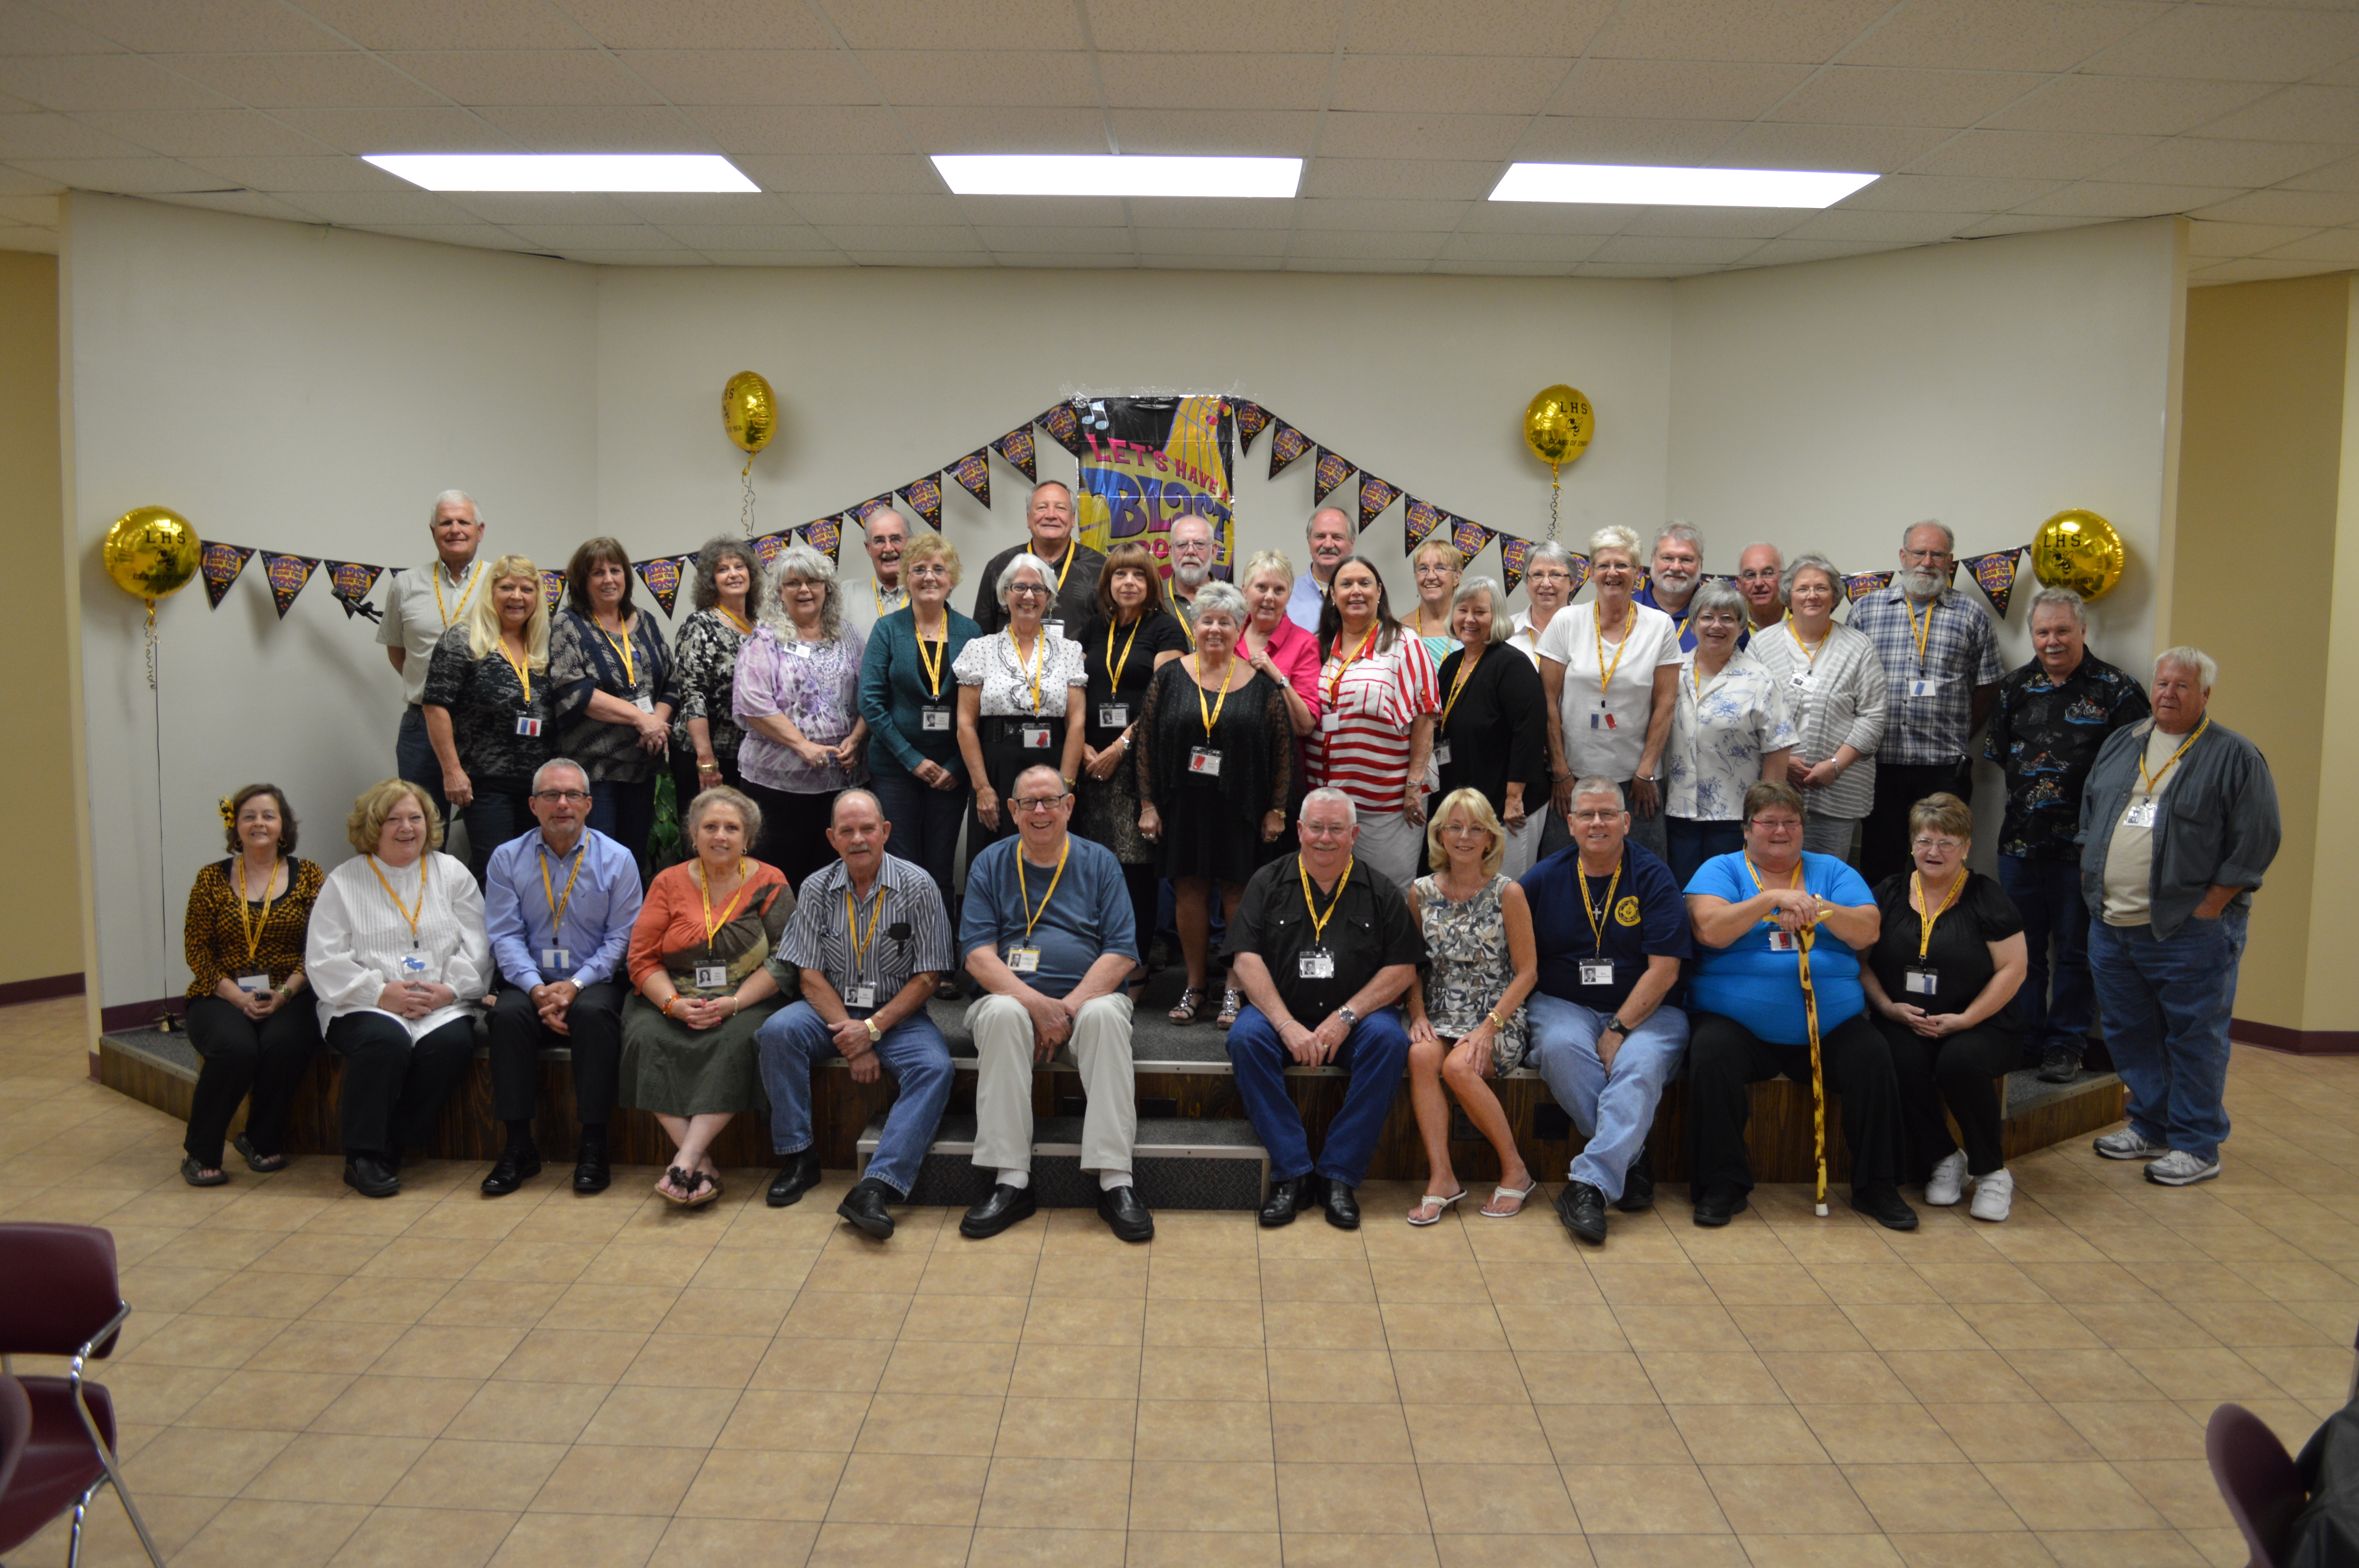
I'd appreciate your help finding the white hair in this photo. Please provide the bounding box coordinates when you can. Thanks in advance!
[1301,787,1358,827]
[1902,519,1956,552]
[1305,506,1350,538]
[2155,645,2217,691]
[1570,776,1625,811]
[1528,541,1579,573]
[1192,580,1248,625]
[1451,576,1509,645]
[1654,520,1703,556]
[531,758,588,794]
[429,488,479,523]
[2026,586,2087,629]
[1587,524,1641,563]
[1781,552,1842,602]
[996,551,1058,608]
[1689,579,1747,622]
[765,543,845,642]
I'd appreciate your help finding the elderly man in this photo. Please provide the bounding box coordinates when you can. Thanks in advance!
[2084,648,2280,1188]
[1633,521,1706,651]
[849,505,910,636]
[973,481,1105,640]
[380,489,487,822]
[1287,506,1354,632]
[479,759,642,1197]
[1736,542,1784,640]
[758,789,955,1238]
[1165,512,1217,641]
[1225,787,1424,1229]
[959,763,1149,1241]
[1850,521,2002,887]
[1521,778,1692,1246]
[1985,587,2150,1083]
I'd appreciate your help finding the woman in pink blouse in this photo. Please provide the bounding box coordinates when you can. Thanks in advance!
[1236,549,1322,812]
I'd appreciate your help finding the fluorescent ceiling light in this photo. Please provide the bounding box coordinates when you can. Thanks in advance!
[1491,162,1877,208]
[363,153,759,192]
[932,154,1301,198]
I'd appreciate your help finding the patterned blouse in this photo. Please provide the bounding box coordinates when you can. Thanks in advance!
[954,629,1088,717]
[550,607,676,785]
[184,857,324,999]
[420,625,552,793]
[670,607,754,774]
[1746,620,1887,822]
[1665,646,1799,822]
[733,623,868,794]
[1410,873,1528,1073]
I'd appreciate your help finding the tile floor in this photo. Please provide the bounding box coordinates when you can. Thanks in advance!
[4,993,2355,1567]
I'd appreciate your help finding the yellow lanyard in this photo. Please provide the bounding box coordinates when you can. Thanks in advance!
[432,560,481,630]
[1594,606,1633,699]
[1327,622,1380,711]
[914,617,948,699]
[1009,630,1046,713]
[698,859,750,951]
[716,605,752,636]
[1196,653,1236,739]
[1742,855,1813,951]
[500,640,532,703]
[1051,542,1076,592]
[1905,595,1934,674]
[600,618,637,688]
[1179,609,1197,650]
[1785,615,1825,668]
[367,855,426,946]
[2138,717,2209,795]
[1910,870,1965,963]
[1106,615,1143,695]
[1299,856,1354,946]
[1441,648,1481,726]
[874,581,907,615]
[1579,855,1623,958]
[233,857,282,965]
[540,842,585,935]
[1017,841,1068,942]
[1689,655,1708,702]
[844,882,885,971]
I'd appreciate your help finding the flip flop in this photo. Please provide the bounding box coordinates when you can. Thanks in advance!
[1407,1191,1465,1227]
[658,1165,696,1204]
[1481,1181,1538,1219]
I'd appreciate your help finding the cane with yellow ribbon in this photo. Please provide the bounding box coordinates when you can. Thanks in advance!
[1747,856,1830,1216]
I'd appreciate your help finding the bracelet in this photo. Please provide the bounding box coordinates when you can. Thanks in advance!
[697,761,721,774]
[660,996,679,1017]
[1486,1011,1505,1031]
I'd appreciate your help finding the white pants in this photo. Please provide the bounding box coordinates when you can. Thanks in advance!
[967,992,1136,1176]
[1354,809,1428,888]
[1504,802,1548,880]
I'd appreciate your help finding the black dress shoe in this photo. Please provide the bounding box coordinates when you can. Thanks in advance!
[1616,1147,1656,1213]
[960,1182,1038,1239]
[836,1178,898,1240]
[1259,1175,1311,1228]
[767,1149,824,1209]
[344,1155,401,1199]
[1690,1186,1747,1227]
[573,1144,611,1194]
[481,1146,541,1198]
[2037,1046,2081,1085]
[1098,1183,1154,1243]
[1556,1180,1608,1245]
[1851,1184,1920,1232]
[1320,1178,1361,1230]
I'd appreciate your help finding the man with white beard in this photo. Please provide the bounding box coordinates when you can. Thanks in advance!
[1848,520,2002,886]
[1632,521,1707,652]
[1165,513,1216,644]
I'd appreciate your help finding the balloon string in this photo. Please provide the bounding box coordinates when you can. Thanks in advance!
[740,467,756,539]
[1549,464,1561,542]
[144,599,157,692]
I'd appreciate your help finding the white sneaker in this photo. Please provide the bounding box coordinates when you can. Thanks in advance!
[1924,1150,1967,1207]
[1968,1169,2013,1222]
[2145,1150,2221,1187]
[2093,1128,2164,1161]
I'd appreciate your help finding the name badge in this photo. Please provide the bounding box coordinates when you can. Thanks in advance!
[1188,747,1222,777]
[843,983,877,1010]
[1591,710,1617,730]
[515,716,544,737]
[791,640,814,658]
[1320,711,1339,734]
[1434,741,1452,766]
[693,962,729,989]
[920,704,952,732]
[1907,678,1940,699]
[1789,671,1810,690]
[2121,797,2159,829]
[1299,947,1336,980]
[1578,960,1614,987]
[633,694,656,712]
[1098,704,1128,728]
[1006,947,1041,973]
[540,947,572,972]
[1020,724,1052,750]
[1767,930,1797,953]
[1904,967,1939,996]
[400,953,430,976]
[236,973,271,994]
[1044,621,1065,642]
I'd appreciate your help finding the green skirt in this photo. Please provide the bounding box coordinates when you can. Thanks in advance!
[618,992,785,1116]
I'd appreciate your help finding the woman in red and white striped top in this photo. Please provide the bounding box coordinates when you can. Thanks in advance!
[1310,555,1439,888]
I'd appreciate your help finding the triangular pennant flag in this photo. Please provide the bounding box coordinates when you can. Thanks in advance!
[948,449,992,511]
[852,496,898,530]
[801,517,843,563]
[540,569,566,611]
[1036,402,1083,457]
[1232,400,1271,454]
[993,425,1038,483]
[1845,570,1894,604]
[260,552,318,619]
[897,474,944,531]
[1568,554,1590,595]
[1267,421,1312,479]
[1403,498,1445,554]
[753,530,792,572]
[634,554,686,617]
[1312,448,1358,505]
[198,541,253,609]
[1357,474,1401,532]
[1499,536,1535,595]
[1449,517,1497,564]
[324,559,384,621]
[1965,547,2023,619]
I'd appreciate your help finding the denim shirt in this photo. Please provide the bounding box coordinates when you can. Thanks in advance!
[2077,717,2281,941]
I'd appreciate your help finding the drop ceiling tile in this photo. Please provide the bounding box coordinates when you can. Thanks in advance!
[1589,233,1762,263]
[281,189,483,223]
[2195,85,2359,144]
[2088,7,2359,80]
[825,0,1084,52]
[615,50,874,105]
[2100,136,2352,187]
[2284,149,2359,191]
[0,4,123,54]
[472,105,715,151]
[1297,157,1499,200]
[1087,0,1348,53]
[2187,218,2319,255]
[704,250,849,265]
[0,54,237,111]
[380,51,663,107]
[1616,205,1810,238]
[1550,59,1813,121]
[1779,207,1976,241]
[271,107,522,154]
[1517,116,1747,164]
[56,0,347,53]
[2189,256,2344,284]
[845,250,993,265]
[729,153,940,192]
[1586,0,1896,65]
[1347,0,1616,56]
[1740,237,1923,265]
[2014,180,2241,217]
[502,222,690,247]
[145,187,316,221]
[1287,227,1447,257]
[763,191,956,224]
[893,106,1108,153]
[977,250,1138,267]
[978,229,1136,256]
[1435,230,1607,262]
[2261,225,2359,260]
[1432,258,1586,274]
[1280,254,1427,271]
[1839,0,2164,73]
[80,109,333,157]
[1983,74,2275,137]
[162,51,446,109]
[1140,254,1289,269]
[0,225,57,252]
[543,248,701,264]
[4,156,220,191]
[0,112,149,159]
[0,164,67,194]
[1831,172,2063,210]
[1574,260,1717,276]
[0,192,56,223]
[551,0,835,50]
[682,105,900,157]
[1716,122,1953,171]
[1461,200,1640,232]
[295,0,591,50]
[1314,111,1527,162]
[1096,53,1332,112]
[1329,55,1568,116]
[1908,129,2159,180]
[1124,195,1296,227]
[176,153,414,191]
[2195,187,2359,225]
[1106,109,1316,155]
[1953,211,2109,236]
[1767,67,2049,128]
[953,194,1127,225]
[592,190,801,222]
[348,222,541,249]
[647,222,834,249]
[434,191,643,222]
[819,223,984,250]
[1132,225,1296,253]
[860,51,1099,108]
[1292,196,1467,229]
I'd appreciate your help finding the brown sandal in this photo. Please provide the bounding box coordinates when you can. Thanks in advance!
[1168,987,1205,1025]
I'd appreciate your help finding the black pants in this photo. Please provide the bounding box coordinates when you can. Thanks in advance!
[1879,1018,2021,1179]
[460,788,533,888]
[741,779,839,892]
[486,982,625,1128]
[1686,1009,1904,1201]
[1121,862,1156,973]
[671,754,745,834]
[327,1012,477,1162]
[1861,760,1973,889]
[184,995,320,1167]
[587,775,658,887]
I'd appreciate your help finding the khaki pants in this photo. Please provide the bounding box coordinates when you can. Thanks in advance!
[967,992,1137,1176]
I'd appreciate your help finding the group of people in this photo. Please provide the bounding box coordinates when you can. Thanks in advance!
[171,488,2281,1242]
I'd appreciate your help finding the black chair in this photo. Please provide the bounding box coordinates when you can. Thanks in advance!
[2207,1402,2304,1568]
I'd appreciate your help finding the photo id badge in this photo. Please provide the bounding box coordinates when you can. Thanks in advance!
[693,962,729,989]
[791,640,814,658]
[2121,797,2159,829]
[1099,704,1129,729]
[1320,711,1339,733]
[539,947,572,972]
[1434,741,1452,766]
[514,716,543,737]
[1789,670,1811,690]
[1187,747,1222,777]
[1006,947,1041,973]
[400,953,430,976]
[1907,678,1940,699]
[1020,723,1052,750]
[843,984,877,1010]
[236,973,270,994]
[920,704,952,732]
[1578,960,1614,987]
[1905,968,1939,996]
[1767,930,1798,953]
[633,693,656,712]
[1043,620,1065,642]
[1298,947,1336,980]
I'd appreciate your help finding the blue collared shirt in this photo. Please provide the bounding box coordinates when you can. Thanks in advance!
[1287,572,1328,634]
[484,826,643,990]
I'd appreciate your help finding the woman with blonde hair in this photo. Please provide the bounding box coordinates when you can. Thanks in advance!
[422,552,552,882]
[1403,788,1539,1223]
[1402,539,1466,665]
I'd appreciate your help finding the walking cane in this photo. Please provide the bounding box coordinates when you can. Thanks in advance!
[1796,923,1828,1216]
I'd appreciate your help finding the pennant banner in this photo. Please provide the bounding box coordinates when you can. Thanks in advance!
[1966,546,2023,620]
[897,474,943,531]
[1037,402,1083,457]
[325,559,384,621]
[1403,498,1446,554]
[1232,400,1270,454]
[260,552,318,620]
[1845,570,1894,604]
[1312,448,1357,505]
[1499,535,1534,596]
[1267,421,1312,479]
[199,541,253,610]
[802,517,842,562]
[993,425,1038,484]
[634,554,686,618]
[1357,474,1400,532]
[540,569,566,610]
[1568,553,1591,595]
[1449,517,1497,564]
[753,530,792,571]
[948,449,992,511]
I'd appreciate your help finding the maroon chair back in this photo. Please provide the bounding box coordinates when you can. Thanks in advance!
[0,1225,124,1359]
[2208,1402,2305,1568]
[0,1376,28,1499]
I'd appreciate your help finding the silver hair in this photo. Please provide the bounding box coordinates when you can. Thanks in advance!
[2026,585,2088,629]
[1528,541,1580,573]
[1690,578,1748,623]
[2154,645,2217,691]
[689,534,766,615]
[1168,513,1215,544]
[996,551,1058,608]
[531,757,589,794]
[1305,506,1351,538]
[1450,576,1510,645]
[1654,520,1703,557]
[1029,479,1072,508]
[1781,551,1843,603]
[765,542,845,642]
[1587,524,1641,563]
[1012,762,1069,799]
[1192,580,1249,626]
[1570,775,1626,811]
[429,488,479,524]
[1300,786,1358,828]
[830,788,884,826]
[1902,519,1956,552]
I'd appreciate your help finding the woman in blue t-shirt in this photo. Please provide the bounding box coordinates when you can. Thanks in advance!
[1683,779,1917,1232]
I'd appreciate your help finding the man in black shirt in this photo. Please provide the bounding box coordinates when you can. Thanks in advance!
[1225,788,1426,1229]
[972,480,1107,640]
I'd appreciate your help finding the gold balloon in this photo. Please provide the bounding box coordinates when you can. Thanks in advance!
[1524,384,1594,466]
[2029,508,2126,602]
[722,370,778,456]
[101,505,200,603]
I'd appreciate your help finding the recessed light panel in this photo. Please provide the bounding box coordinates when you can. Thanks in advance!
[364,154,760,193]
[931,154,1302,199]
[1491,162,1877,208]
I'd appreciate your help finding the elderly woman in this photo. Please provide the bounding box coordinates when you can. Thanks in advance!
[1538,525,1681,861]
[1311,554,1438,888]
[1433,576,1549,877]
[305,779,493,1198]
[1404,788,1539,1224]
[734,542,868,892]
[1746,552,1885,862]
[178,784,324,1185]
[955,551,1089,852]
[1510,541,1580,665]
[423,552,552,883]
[550,536,674,880]
[620,786,792,1205]
[1076,541,1188,992]
[672,535,766,815]
[1403,539,1465,665]
[1138,581,1291,1027]
[1684,780,1914,1231]
[1663,579,1798,885]
[1860,793,2028,1221]
[1237,548,1322,740]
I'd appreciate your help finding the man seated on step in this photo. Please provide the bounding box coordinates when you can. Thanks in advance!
[958,763,1152,1243]
[1519,776,1691,1248]
[756,789,956,1240]
[479,759,644,1199]
[1225,786,1425,1231]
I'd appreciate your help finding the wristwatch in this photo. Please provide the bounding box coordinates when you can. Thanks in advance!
[1336,1005,1359,1028]
[1601,1015,1628,1037]
[863,1018,881,1042]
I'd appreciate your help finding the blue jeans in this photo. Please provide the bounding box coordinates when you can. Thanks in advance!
[1526,993,1690,1202]
[2090,907,2247,1162]
[870,766,967,925]
[396,704,447,824]
[1665,818,1744,889]
[1227,1003,1410,1187]
[756,1000,954,1198]
[1999,854,2093,1060]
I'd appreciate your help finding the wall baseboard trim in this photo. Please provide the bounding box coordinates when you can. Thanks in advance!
[99,995,186,1033]
[2236,1018,2359,1055]
[0,972,84,1006]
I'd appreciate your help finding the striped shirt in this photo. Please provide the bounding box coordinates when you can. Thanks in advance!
[771,852,953,1006]
[1309,629,1439,812]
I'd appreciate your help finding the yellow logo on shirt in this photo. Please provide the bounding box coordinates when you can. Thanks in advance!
[1615,897,1641,926]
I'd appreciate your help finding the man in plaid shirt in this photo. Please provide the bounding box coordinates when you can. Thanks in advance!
[1849,521,2003,886]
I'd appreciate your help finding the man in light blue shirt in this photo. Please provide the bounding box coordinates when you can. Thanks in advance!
[480,758,643,1198]
[1286,506,1353,633]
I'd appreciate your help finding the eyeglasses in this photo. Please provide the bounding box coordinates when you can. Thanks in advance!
[1440,822,1490,838]
[1912,837,1964,852]
[1011,795,1067,813]
[1299,820,1353,838]
[1900,548,1954,564]
[1007,584,1049,597]
[1748,818,1802,834]
[1571,809,1623,824]
[533,789,590,803]
[1737,568,1781,582]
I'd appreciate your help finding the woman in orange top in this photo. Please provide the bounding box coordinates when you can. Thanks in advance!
[620,785,794,1205]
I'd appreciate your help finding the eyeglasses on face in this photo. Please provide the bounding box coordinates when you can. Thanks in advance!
[1011,795,1067,813]
[1572,808,1623,824]
[1900,548,1954,564]
[1912,836,1964,852]
[1007,584,1050,597]
[1299,820,1352,838]
[1748,817,1802,833]
[533,789,590,803]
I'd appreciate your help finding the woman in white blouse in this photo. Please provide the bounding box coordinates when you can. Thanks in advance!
[954,553,1089,851]
[1537,525,1682,860]
[1745,552,1887,863]
[305,779,493,1198]
[1663,580,1797,885]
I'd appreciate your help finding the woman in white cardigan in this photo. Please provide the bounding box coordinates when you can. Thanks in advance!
[306,778,493,1198]
[1744,552,1888,863]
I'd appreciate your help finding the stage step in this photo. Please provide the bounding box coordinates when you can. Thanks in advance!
[856,1113,1268,1211]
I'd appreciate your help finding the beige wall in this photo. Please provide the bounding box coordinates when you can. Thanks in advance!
[0,250,82,987]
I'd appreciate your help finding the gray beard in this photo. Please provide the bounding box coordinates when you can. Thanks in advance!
[1175,564,1209,589]
[1653,569,1696,598]
[1901,567,1943,598]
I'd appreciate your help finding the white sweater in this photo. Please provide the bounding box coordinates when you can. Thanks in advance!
[307,850,492,1040]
